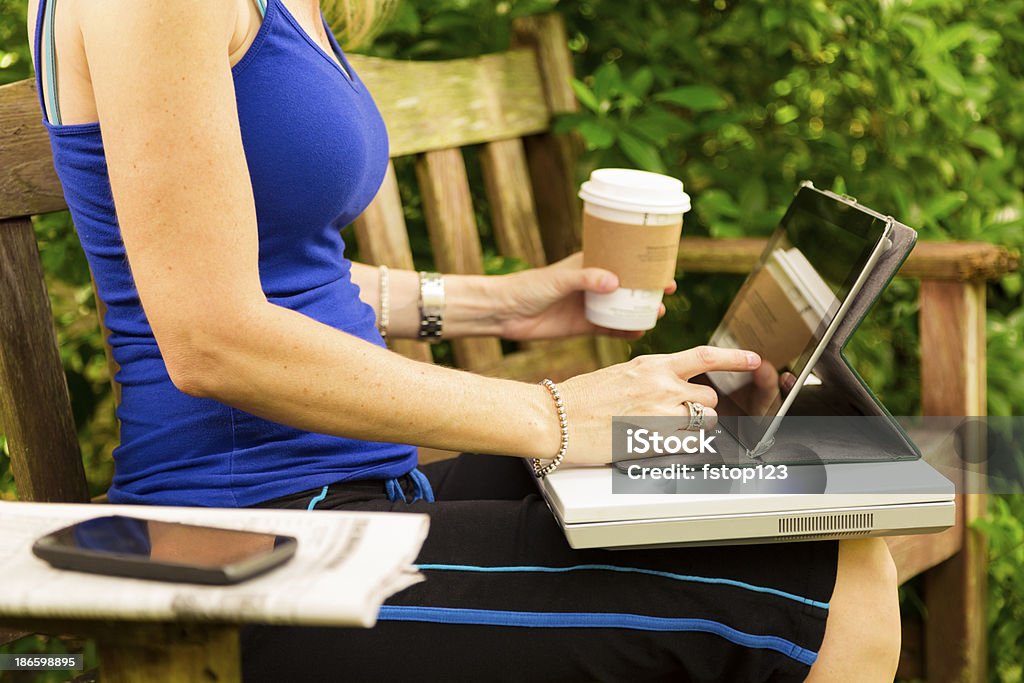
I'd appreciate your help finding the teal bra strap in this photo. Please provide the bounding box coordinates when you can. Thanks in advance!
[256,0,267,18]
[41,0,61,125]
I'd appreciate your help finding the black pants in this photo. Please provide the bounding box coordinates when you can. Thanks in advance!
[242,454,838,682]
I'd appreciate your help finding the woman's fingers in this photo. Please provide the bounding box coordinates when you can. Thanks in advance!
[780,371,797,393]
[668,345,761,380]
[677,381,718,409]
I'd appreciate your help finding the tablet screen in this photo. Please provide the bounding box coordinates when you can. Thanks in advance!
[705,187,889,450]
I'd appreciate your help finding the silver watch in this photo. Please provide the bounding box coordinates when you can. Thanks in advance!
[417,271,445,342]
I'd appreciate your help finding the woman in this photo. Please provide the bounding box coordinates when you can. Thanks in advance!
[27,0,899,680]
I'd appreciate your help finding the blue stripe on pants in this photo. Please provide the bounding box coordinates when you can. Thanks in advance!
[377,605,819,666]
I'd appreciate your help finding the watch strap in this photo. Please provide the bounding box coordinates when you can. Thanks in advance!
[418,271,445,342]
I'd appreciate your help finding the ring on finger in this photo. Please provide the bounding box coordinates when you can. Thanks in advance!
[684,400,706,431]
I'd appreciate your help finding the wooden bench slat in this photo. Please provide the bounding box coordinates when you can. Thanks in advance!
[512,15,582,263]
[350,50,549,159]
[921,282,987,416]
[481,138,546,268]
[677,237,1019,281]
[919,279,989,682]
[511,15,576,113]
[1,48,552,218]
[0,217,90,503]
[0,79,66,219]
[521,135,581,262]
[905,242,1020,282]
[353,161,433,364]
[471,338,606,383]
[416,148,503,371]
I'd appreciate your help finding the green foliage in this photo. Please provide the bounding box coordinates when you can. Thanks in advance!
[0,0,29,82]
[975,495,1024,682]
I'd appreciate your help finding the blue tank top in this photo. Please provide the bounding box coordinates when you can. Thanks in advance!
[33,0,418,507]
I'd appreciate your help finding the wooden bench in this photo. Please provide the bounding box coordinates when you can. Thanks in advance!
[0,12,1017,682]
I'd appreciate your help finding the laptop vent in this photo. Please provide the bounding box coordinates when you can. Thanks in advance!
[778,512,874,535]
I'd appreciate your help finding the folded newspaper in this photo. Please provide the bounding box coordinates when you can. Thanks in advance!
[0,501,429,627]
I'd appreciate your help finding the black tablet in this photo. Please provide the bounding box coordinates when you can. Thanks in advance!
[704,183,893,456]
[33,515,297,585]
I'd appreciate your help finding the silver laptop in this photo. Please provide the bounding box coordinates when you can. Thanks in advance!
[536,459,954,549]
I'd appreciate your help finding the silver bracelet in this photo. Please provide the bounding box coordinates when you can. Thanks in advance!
[532,379,568,478]
[417,271,445,343]
[377,264,390,344]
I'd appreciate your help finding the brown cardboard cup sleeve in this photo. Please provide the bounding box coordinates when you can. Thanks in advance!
[582,213,683,290]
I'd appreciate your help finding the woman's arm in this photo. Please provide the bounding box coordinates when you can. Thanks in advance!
[350,263,505,339]
[78,0,755,464]
[352,257,676,341]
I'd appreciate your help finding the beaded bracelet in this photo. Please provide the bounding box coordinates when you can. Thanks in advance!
[532,379,568,478]
[377,264,390,344]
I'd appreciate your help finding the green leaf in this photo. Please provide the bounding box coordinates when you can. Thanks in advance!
[965,127,1004,158]
[629,106,694,145]
[552,112,588,135]
[628,67,655,98]
[923,191,968,222]
[933,23,977,53]
[920,59,965,96]
[774,104,800,125]
[655,85,727,112]
[576,118,617,150]
[571,79,601,113]
[696,189,741,219]
[762,7,785,30]
[617,131,666,172]
[592,62,622,102]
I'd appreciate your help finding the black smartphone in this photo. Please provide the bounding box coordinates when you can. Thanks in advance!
[32,515,297,585]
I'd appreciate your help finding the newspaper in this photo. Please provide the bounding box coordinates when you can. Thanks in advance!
[0,501,429,628]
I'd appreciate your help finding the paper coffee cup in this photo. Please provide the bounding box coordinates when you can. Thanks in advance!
[580,168,691,331]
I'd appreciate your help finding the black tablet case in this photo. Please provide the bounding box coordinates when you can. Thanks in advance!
[616,186,921,470]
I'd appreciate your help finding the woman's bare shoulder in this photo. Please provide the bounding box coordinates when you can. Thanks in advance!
[28,0,250,125]
[27,0,250,71]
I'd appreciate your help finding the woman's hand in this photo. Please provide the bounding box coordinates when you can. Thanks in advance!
[494,252,677,341]
[548,346,761,465]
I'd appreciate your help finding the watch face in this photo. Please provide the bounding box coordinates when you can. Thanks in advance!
[419,272,446,311]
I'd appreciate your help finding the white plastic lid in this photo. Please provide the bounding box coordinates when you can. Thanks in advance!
[579,168,691,215]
